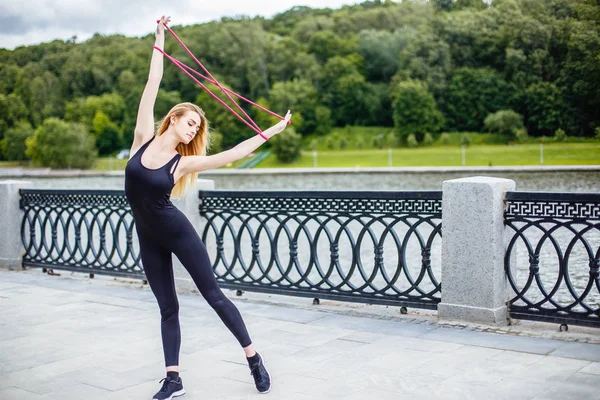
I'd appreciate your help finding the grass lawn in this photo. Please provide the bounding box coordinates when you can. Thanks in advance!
[2,143,598,171]
[257,143,600,168]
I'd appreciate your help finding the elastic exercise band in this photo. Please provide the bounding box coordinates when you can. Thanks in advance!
[153,48,282,120]
[155,46,262,134]
[156,20,288,133]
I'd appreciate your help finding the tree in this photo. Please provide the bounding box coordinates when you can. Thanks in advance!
[208,131,223,155]
[454,0,487,11]
[154,89,182,121]
[392,79,444,142]
[291,15,335,43]
[0,0,598,139]
[423,132,435,146]
[26,118,97,168]
[313,106,333,136]
[520,82,566,136]
[437,5,504,69]
[0,93,28,137]
[268,79,332,135]
[28,71,63,125]
[357,28,413,82]
[396,31,452,98]
[332,2,434,35]
[92,111,123,155]
[320,57,370,125]
[554,128,567,142]
[442,68,516,132]
[432,0,454,11]
[357,82,393,126]
[265,36,321,83]
[484,110,525,139]
[60,50,95,97]
[65,93,126,128]
[205,20,271,99]
[0,63,22,94]
[271,127,302,163]
[1,120,34,161]
[117,70,138,97]
[561,21,600,135]
[269,7,333,37]
[308,31,358,64]
[195,85,251,149]
[406,133,418,148]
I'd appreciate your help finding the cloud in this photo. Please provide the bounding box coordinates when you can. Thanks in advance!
[0,0,359,50]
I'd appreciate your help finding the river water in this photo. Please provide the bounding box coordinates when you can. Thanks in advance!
[19,170,600,192]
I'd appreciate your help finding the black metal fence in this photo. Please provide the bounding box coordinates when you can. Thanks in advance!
[19,189,143,278]
[18,188,600,326]
[199,190,443,309]
[505,192,600,327]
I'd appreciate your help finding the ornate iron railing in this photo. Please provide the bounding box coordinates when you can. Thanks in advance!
[19,189,143,278]
[199,190,443,309]
[505,192,600,327]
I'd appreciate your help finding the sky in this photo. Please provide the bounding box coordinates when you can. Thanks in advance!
[0,0,360,50]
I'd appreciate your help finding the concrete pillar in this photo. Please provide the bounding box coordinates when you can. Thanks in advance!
[171,179,215,292]
[0,180,33,268]
[438,176,515,325]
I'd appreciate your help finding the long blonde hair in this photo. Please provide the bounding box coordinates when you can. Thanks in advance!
[156,102,210,199]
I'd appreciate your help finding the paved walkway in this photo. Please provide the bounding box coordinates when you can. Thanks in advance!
[1,268,599,400]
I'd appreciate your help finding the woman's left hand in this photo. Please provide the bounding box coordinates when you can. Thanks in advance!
[265,110,292,138]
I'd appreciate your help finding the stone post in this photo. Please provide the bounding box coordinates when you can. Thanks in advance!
[171,179,215,292]
[0,180,33,268]
[438,176,515,325]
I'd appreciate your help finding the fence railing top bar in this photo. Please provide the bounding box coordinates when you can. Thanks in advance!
[20,189,126,196]
[199,190,443,200]
[506,191,600,203]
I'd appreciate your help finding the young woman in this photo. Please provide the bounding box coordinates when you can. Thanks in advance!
[125,16,291,400]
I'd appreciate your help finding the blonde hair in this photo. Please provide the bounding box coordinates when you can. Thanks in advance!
[156,102,210,199]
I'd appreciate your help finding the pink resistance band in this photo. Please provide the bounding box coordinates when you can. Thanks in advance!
[155,21,288,140]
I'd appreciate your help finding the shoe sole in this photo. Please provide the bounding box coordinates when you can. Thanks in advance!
[153,388,185,400]
[256,352,272,394]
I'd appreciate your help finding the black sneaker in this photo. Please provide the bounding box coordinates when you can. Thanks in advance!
[249,352,271,394]
[152,376,185,400]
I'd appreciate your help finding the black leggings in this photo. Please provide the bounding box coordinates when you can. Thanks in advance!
[138,218,252,367]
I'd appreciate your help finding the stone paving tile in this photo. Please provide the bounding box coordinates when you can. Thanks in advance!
[251,327,352,348]
[579,361,600,376]
[419,326,565,355]
[530,372,600,400]
[70,366,159,391]
[238,302,329,324]
[2,268,600,400]
[311,313,437,337]
[488,349,546,365]
[337,330,387,344]
[0,387,43,400]
[103,380,162,400]
[430,378,552,400]
[37,383,111,400]
[286,338,368,364]
[550,341,600,362]
[341,388,411,400]
[515,355,591,384]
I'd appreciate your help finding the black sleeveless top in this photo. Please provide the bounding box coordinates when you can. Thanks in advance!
[124,136,182,232]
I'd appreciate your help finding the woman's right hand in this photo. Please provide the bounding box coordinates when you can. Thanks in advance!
[155,15,171,38]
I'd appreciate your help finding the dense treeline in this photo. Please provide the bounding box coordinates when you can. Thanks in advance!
[0,0,598,164]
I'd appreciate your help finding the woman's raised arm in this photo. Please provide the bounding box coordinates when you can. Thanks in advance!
[131,16,171,152]
[176,111,292,178]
